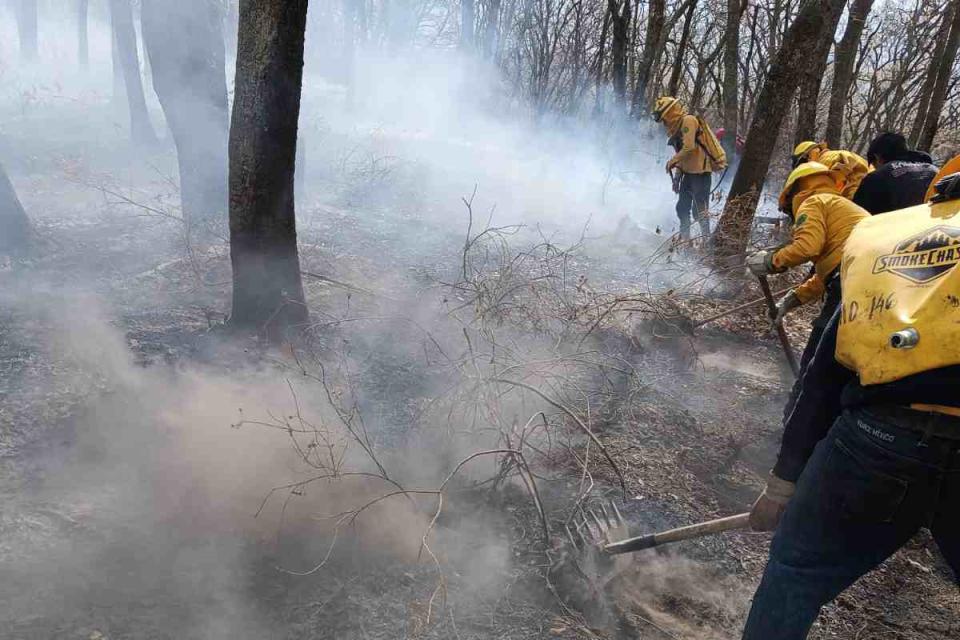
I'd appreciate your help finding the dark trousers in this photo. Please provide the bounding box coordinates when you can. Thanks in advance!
[782,273,842,423]
[676,172,711,239]
[742,408,960,640]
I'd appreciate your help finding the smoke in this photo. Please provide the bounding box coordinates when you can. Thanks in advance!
[297,49,679,241]
[0,285,524,637]
[0,3,747,638]
[616,553,753,640]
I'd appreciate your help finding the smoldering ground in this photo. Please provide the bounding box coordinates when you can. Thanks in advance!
[0,288,526,639]
[0,4,766,640]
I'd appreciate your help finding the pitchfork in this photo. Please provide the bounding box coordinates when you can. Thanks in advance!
[569,499,751,557]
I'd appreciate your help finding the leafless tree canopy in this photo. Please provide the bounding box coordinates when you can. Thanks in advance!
[299,0,960,156]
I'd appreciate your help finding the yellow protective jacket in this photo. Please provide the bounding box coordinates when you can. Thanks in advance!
[663,111,711,175]
[772,177,870,303]
[819,150,870,200]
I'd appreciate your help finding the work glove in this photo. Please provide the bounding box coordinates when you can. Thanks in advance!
[749,472,796,532]
[773,290,802,326]
[666,158,679,173]
[746,250,777,276]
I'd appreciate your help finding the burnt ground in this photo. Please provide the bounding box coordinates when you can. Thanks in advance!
[2,111,959,640]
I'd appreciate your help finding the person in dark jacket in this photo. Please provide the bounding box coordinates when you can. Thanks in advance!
[852,132,938,214]
[740,174,960,640]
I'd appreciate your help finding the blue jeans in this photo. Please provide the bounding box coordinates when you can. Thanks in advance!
[742,408,960,639]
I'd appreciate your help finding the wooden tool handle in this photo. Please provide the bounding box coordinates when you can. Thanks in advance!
[603,512,751,555]
[692,287,791,329]
[757,275,800,377]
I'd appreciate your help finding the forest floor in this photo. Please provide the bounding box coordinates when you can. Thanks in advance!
[1,103,958,640]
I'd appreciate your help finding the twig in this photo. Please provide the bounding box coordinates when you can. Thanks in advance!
[691,286,792,328]
[487,378,627,498]
[301,270,398,302]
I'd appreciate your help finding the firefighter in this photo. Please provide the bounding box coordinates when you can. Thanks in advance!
[653,96,725,241]
[791,141,827,168]
[747,163,869,417]
[742,170,960,640]
[853,131,938,214]
[792,144,870,200]
[818,149,870,200]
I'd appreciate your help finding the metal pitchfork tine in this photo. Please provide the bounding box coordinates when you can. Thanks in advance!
[574,498,628,548]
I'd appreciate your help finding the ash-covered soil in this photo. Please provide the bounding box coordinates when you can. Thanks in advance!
[1,109,957,640]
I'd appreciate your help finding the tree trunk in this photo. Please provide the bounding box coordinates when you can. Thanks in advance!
[918,0,960,152]
[142,0,228,227]
[228,0,309,338]
[342,0,357,103]
[609,0,631,108]
[17,0,38,61]
[794,0,847,144]
[631,0,664,116]
[387,0,413,50]
[78,0,90,67]
[594,8,611,114]
[109,0,156,145]
[0,162,32,256]
[460,0,475,51]
[110,10,125,106]
[721,0,743,157]
[484,0,501,59]
[909,9,952,147]
[715,0,847,258]
[824,0,873,148]
[667,0,697,96]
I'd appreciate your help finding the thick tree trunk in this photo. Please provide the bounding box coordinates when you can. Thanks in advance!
[721,0,743,157]
[631,0,664,116]
[77,0,90,67]
[825,0,873,148]
[460,0,475,51]
[918,0,960,152]
[109,0,156,145]
[142,0,228,227]
[667,0,697,96]
[228,0,309,338]
[17,0,38,61]
[609,0,631,108]
[715,0,847,257]
[0,162,31,256]
[794,0,846,144]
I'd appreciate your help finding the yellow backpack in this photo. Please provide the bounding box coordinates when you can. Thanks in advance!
[694,116,728,173]
[836,197,960,385]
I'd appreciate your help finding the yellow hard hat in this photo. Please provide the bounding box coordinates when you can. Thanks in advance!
[793,141,819,157]
[924,153,960,201]
[791,141,827,167]
[652,96,682,122]
[778,162,831,213]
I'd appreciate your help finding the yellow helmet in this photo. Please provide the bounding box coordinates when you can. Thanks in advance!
[791,141,827,167]
[778,162,831,213]
[652,96,682,123]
